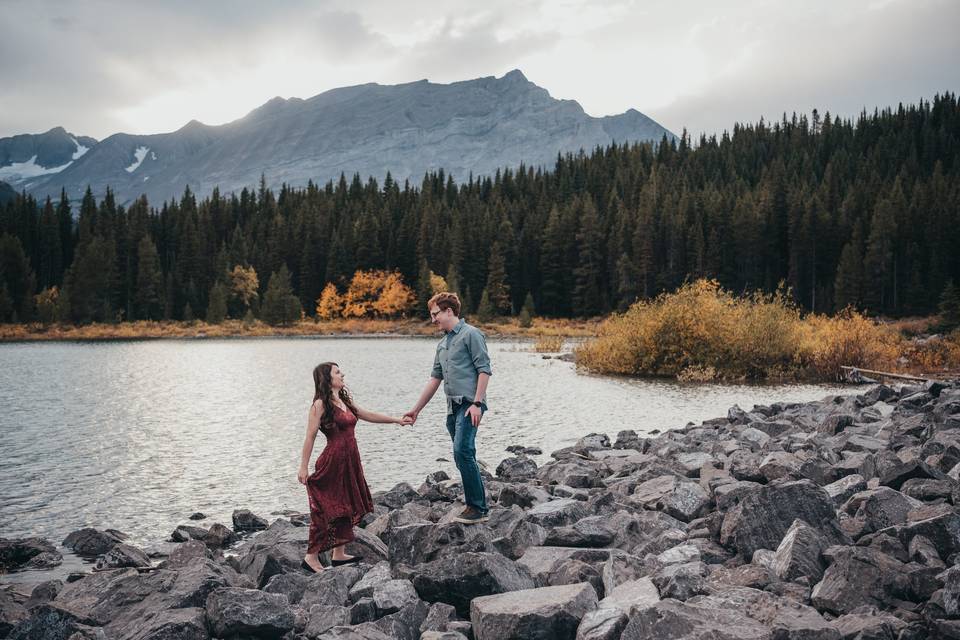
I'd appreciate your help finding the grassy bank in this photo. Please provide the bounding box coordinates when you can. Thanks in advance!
[0,317,600,342]
[575,279,960,382]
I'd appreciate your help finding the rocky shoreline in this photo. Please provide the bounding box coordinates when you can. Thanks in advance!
[3,380,960,639]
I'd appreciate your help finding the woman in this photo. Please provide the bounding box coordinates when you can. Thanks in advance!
[297,362,408,572]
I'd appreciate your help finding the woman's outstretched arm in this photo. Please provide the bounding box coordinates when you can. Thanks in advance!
[297,401,322,484]
[354,406,406,425]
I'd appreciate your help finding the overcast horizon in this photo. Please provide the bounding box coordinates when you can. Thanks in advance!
[2,0,959,142]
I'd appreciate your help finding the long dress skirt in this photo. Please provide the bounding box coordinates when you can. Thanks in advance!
[305,405,374,554]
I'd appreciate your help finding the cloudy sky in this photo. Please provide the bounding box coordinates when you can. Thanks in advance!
[2,0,958,140]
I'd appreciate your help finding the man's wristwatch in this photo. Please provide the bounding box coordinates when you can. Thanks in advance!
[471,401,482,407]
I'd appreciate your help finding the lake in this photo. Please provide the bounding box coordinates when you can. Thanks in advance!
[0,337,852,550]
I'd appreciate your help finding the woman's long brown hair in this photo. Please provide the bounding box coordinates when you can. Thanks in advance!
[312,362,358,430]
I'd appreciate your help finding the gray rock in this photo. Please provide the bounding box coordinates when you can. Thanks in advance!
[576,434,611,450]
[262,571,309,604]
[363,599,430,640]
[304,604,352,637]
[620,598,770,640]
[411,552,535,617]
[525,499,589,528]
[204,587,295,638]
[497,484,550,509]
[23,580,64,609]
[940,565,960,617]
[94,543,152,571]
[597,577,659,617]
[841,487,920,534]
[8,603,104,640]
[689,587,839,639]
[496,457,538,481]
[575,608,628,640]
[421,632,469,640]
[830,608,908,640]
[171,524,208,543]
[810,546,913,615]
[419,601,458,634]
[348,561,392,602]
[203,523,238,548]
[231,508,269,531]
[0,537,63,571]
[823,474,867,506]
[371,579,419,616]
[517,547,611,586]
[301,565,366,608]
[773,519,829,582]
[471,582,598,640]
[759,451,804,481]
[631,475,711,523]
[720,480,845,559]
[376,482,421,510]
[349,597,378,624]
[544,516,615,548]
[650,561,710,601]
[62,528,127,556]
[162,539,214,569]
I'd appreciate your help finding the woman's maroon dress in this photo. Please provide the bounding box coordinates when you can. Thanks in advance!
[306,405,374,554]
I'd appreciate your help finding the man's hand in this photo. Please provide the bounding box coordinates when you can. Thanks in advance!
[467,405,482,428]
[400,415,415,426]
[403,409,419,425]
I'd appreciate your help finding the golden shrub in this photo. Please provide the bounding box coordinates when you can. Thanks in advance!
[797,309,902,380]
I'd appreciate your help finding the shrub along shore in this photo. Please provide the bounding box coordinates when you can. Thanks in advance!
[2,380,959,638]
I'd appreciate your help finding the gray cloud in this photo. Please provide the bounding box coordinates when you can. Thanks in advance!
[0,0,957,140]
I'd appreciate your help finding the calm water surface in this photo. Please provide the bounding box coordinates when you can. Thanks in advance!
[0,337,852,550]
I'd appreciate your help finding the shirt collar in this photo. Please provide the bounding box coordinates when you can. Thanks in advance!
[448,318,465,335]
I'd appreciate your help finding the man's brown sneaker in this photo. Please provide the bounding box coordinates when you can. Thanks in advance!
[453,507,489,524]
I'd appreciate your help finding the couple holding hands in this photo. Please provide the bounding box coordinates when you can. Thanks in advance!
[296,292,492,573]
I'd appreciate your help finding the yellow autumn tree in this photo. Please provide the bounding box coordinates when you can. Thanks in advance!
[315,283,344,320]
[229,265,259,311]
[341,270,417,318]
[372,272,417,317]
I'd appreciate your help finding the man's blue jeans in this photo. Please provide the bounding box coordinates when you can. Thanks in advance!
[446,401,487,514]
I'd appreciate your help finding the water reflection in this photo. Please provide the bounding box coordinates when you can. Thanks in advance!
[0,338,851,547]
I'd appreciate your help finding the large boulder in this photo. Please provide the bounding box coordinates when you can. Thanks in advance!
[371,579,419,616]
[93,543,152,571]
[411,552,535,617]
[517,547,611,586]
[720,480,845,559]
[689,587,839,640]
[0,537,62,571]
[231,509,269,531]
[470,582,598,640]
[810,546,914,615]
[388,521,494,566]
[630,475,711,523]
[525,499,590,528]
[204,587,295,638]
[620,599,771,640]
[62,528,127,556]
[773,519,829,583]
[496,456,538,481]
[7,603,102,640]
[544,517,615,548]
[234,519,309,587]
[300,565,366,608]
[376,482,421,510]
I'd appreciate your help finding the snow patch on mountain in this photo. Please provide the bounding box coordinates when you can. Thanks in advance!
[70,137,89,160]
[125,146,150,173]
[0,155,73,181]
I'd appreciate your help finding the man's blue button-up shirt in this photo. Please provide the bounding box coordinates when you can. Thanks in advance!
[431,318,492,414]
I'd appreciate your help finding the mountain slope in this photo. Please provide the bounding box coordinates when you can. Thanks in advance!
[24,70,674,205]
[0,127,97,186]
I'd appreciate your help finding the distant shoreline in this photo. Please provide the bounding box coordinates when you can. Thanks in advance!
[0,318,601,343]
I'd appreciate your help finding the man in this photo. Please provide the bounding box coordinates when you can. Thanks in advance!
[405,292,492,524]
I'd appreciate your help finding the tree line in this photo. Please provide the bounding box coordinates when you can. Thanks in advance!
[1,92,958,325]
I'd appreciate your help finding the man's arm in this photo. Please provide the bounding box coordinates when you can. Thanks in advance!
[467,372,491,427]
[405,377,442,423]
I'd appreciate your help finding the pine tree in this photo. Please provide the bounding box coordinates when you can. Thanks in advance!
[262,264,301,326]
[518,292,535,328]
[484,241,511,315]
[135,236,163,320]
[416,259,433,318]
[476,288,495,322]
[939,280,960,330]
[206,281,228,324]
[573,198,606,316]
[0,234,36,322]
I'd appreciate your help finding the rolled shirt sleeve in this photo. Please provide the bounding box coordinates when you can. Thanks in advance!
[431,347,444,380]
[467,330,492,376]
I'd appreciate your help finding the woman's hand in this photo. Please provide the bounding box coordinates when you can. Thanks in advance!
[396,416,413,426]
[297,466,309,485]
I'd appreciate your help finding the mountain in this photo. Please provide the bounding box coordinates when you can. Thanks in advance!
[17,70,674,205]
[0,127,98,187]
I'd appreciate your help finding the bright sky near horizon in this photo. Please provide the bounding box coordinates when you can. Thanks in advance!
[1,0,958,141]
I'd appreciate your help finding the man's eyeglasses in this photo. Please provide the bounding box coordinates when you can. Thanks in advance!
[430,309,445,319]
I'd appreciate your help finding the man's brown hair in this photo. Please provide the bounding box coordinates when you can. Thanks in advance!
[428,292,461,317]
